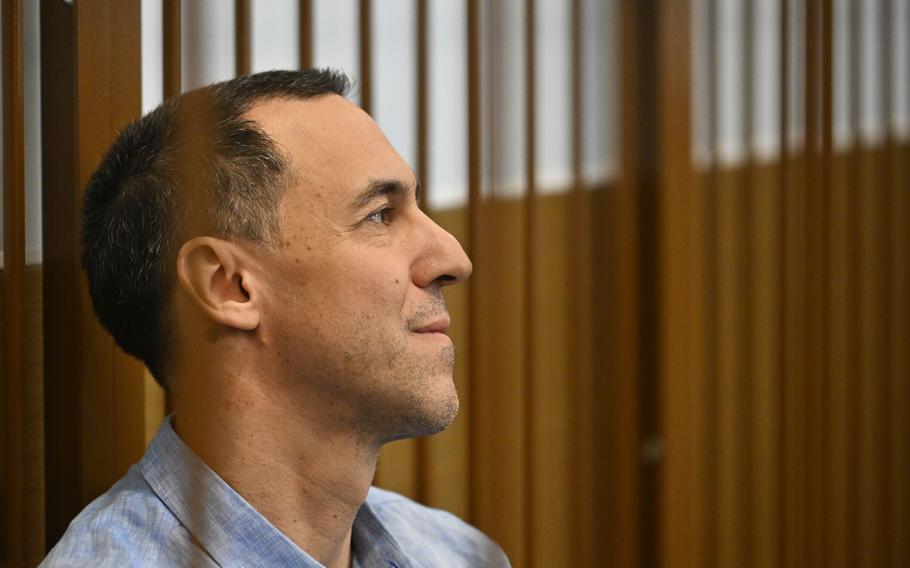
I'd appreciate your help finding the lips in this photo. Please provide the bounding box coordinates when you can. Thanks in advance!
[411,317,451,334]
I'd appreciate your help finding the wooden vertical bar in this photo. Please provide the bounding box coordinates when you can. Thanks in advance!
[522,0,536,566]
[40,0,80,547]
[820,0,834,567]
[879,0,899,564]
[702,0,719,565]
[716,0,752,565]
[781,0,809,564]
[235,0,251,76]
[826,0,851,566]
[855,0,885,563]
[749,2,784,567]
[777,2,790,563]
[298,0,313,69]
[614,2,643,567]
[163,0,181,98]
[3,0,27,564]
[887,0,910,561]
[888,4,910,564]
[415,0,428,212]
[804,0,826,564]
[568,1,594,566]
[466,0,481,531]
[741,0,756,562]
[845,1,862,563]
[358,0,372,114]
[819,0,833,565]
[658,0,706,566]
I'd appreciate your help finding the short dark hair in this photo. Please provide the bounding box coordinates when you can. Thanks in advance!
[81,69,351,389]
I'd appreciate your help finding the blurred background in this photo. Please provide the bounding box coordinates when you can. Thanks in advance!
[2,0,908,566]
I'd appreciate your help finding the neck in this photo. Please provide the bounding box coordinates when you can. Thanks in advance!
[172,367,379,568]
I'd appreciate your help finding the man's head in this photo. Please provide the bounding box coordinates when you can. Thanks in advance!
[82,69,472,443]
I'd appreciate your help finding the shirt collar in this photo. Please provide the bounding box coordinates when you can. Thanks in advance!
[139,416,321,567]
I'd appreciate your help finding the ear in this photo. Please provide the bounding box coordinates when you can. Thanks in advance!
[176,237,260,331]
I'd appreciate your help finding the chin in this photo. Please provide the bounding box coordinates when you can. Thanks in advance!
[380,384,460,444]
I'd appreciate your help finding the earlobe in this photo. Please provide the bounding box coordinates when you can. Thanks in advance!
[176,237,261,331]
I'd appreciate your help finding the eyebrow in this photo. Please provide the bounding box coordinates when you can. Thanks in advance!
[349,177,421,211]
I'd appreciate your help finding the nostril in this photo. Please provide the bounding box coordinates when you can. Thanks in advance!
[435,274,456,285]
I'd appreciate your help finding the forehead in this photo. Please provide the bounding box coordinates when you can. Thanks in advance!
[243,95,412,202]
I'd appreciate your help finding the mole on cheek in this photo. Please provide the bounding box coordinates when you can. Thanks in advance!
[395,278,399,284]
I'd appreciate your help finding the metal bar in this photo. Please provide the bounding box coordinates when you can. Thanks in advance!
[235,0,251,76]
[298,0,313,69]
[3,0,27,563]
[358,0,372,113]
[163,0,181,98]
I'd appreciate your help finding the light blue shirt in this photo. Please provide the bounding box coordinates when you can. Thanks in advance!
[41,417,510,567]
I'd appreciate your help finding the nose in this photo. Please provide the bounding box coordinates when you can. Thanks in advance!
[411,211,473,289]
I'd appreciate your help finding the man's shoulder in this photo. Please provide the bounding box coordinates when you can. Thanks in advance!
[364,487,511,567]
[40,466,204,568]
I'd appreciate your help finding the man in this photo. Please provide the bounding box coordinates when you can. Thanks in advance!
[42,69,508,567]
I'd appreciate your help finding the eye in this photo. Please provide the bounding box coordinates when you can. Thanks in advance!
[366,207,395,225]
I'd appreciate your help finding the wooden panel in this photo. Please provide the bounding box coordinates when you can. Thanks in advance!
[888,133,909,566]
[657,1,707,568]
[471,198,528,566]
[715,166,749,568]
[612,3,644,567]
[889,140,910,567]
[883,6,907,566]
[781,151,807,568]
[528,194,574,566]
[375,440,419,500]
[856,143,886,567]
[3,0,27,564]
[826,149,853,568]
[23,266,46,564]
[750,161,782,568]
